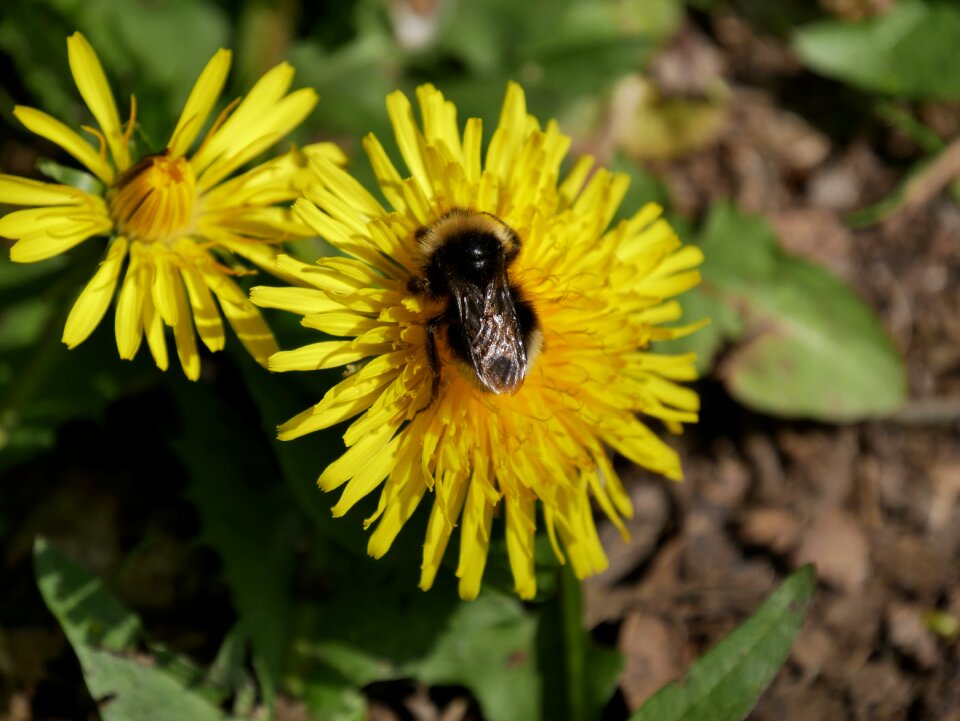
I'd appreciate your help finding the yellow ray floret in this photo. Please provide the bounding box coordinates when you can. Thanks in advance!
[0,32,343,378]
[252,83,705,600]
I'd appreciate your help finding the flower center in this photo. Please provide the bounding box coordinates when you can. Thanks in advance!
[109,152,196,244]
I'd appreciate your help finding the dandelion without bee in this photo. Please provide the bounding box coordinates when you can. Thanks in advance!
[253,83,705,600]
[0,32,343,378]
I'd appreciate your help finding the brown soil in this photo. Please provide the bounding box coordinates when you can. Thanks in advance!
[584,13,960,721]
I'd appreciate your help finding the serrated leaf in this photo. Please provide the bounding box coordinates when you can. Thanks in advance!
[793,1,960,100]
[33,538,241,721]
[698,203,906,421]
[630,566,816,721]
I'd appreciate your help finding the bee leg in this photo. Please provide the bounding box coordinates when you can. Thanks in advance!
[407,275,429,295]
[411,315,444,419]
[424,316,442,403]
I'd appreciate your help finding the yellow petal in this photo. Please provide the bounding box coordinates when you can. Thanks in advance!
[0,174,86,206]
[419,471,469,592]
[198,88,319,191]
[367,470,428,558]
[142,290,169,371]
[310,154,384,217]
[0,203,107,238]
[151,253,181,326]
[300,311,381,338]
[13,106,114,184]
[462,117,483,184]
[9,216,111,263]
[268,340,377,373]
[485,81,529,180]
[192,62,316,186]
[386,90,430,199]
[202,142,346,212]
[168,49,232,157]
[505,493,537,600]
[317,420,397,491]
[274,251,391,294]
[66,33,128,170]
[331,434,402,516]
[62,236,128,348]
[362,133,407,212]
[249,286,335,315]
[456,464,495,600]
[416,83,462,163]
[215,240,303,288]
[170,272,201,380]
[180,264,225,352]
[114,244,145,359]
[202,269,278,366]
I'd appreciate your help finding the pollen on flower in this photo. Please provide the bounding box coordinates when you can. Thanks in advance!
[108,152,196,244]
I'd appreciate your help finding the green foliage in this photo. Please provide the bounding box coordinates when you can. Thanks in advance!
[793,0,960,100]
[0,252,155,472]
[630,566,815,721]
[289,573,542,721]
[34,538,243,721]
[668,203,906,421]
[0,0,229,143]
[286,0,681,146]
[170,377,299,709]
[536,566,622,721]
[35,535,814,721]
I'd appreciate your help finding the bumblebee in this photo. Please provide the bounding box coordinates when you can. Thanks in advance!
[409,208,542,403]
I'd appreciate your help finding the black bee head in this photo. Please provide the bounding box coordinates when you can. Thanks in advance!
[433,229,504,286]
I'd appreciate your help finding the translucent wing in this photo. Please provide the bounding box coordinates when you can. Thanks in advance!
[451,274,528,394]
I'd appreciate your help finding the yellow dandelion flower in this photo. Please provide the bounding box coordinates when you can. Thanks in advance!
[0,32,345,378]
[252,83,704,599]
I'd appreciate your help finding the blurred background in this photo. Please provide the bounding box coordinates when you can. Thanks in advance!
[1,0,958,720]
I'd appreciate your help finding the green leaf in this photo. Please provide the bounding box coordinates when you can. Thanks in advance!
[793,1,960,100]
[0,271,156,473]
[696,203,906,421]
[34,537,142,652]
[407,592,541,721]
[37,159,104,195]
[282,523,545,721]
[426,0,666,124]
[231,347,383,556]
[169,377,299,711]
[657,285,741,375]
[630,566,816,721]
[33,538,241,721]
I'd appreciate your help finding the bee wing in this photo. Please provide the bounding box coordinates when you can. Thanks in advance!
[453,276,528,394]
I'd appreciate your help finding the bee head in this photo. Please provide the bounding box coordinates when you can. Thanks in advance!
[435,230,504,283]
[416,210,521,295]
